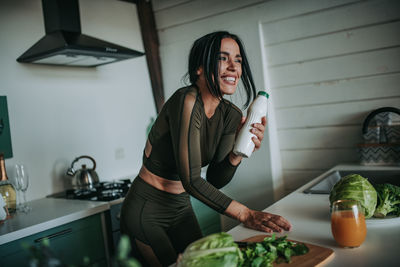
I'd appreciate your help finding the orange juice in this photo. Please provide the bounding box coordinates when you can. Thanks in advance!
[331,210,367,247]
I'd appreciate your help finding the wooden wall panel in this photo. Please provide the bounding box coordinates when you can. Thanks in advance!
[272,73,400,108]
[157,0,358,45]
[281,148,359,170]
[262,0,400,45]
[154,0,262,29]
[278,125,363,150]
[276,97,400,129]
[152,0,192,12]
[266,21,400,67]
[269,47,400,88]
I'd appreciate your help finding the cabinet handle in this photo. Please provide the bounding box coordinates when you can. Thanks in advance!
[34,228,72,243]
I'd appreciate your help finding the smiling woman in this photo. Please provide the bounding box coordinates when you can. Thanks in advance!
[215,38,243,95]
[120,31,291,267]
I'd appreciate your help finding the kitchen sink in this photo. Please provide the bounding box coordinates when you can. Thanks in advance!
[303,170,400,194]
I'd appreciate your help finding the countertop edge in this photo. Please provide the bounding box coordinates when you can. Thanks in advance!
[0,201,110,245]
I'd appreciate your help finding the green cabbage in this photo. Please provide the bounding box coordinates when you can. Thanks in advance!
[329,174,377,218]
[177,232,243,267]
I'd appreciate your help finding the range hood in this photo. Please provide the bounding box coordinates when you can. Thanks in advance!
[17,0,144,67]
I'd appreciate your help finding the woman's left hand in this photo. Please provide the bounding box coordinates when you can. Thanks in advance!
[251,116,267,152]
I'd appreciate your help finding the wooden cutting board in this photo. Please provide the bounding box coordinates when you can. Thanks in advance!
[241,235,334,267]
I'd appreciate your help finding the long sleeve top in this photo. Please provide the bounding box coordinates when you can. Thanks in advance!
[143,86,242,213]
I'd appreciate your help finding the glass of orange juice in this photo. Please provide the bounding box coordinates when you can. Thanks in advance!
[331,199,367,248]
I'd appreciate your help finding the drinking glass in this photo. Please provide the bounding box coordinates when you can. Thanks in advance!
[15,164,31,212]
[331,199,366,247]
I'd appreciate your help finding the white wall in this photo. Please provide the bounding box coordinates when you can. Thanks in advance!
[153,0,400,229]
[1,0,156,201]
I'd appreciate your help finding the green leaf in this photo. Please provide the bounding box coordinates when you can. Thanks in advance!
[292,243,309,255]
[254,243,266,255]
[251,257,264,267]
[283,247,292,262]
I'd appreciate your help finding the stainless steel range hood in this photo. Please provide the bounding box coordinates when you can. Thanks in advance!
[17,0,144,67]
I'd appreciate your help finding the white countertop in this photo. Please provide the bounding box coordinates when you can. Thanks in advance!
[0,198,110,245]
[228,164,400,267]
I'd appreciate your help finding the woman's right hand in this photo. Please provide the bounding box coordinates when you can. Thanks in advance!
[242,209,292,233]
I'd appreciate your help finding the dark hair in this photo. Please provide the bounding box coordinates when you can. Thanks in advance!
[186,31,256,108]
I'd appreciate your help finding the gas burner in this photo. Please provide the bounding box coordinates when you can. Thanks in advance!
[64,187,97,200]
[96,188,126,201]
[100,179,131,189]
[50,178,132,201]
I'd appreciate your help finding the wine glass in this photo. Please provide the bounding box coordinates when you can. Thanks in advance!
[16,164,31,212]
[12,164,23,212]
[331,199,366,247]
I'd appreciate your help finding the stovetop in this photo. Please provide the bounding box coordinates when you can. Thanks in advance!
[48,179,131,202]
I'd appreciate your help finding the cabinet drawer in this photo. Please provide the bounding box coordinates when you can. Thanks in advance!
[110,202,122,231]
[0,213,107,266]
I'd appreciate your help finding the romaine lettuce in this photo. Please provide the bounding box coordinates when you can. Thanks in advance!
[178,232,243,267]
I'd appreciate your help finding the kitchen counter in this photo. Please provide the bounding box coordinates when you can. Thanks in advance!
[0,198,110,245]
[228,164,400,267]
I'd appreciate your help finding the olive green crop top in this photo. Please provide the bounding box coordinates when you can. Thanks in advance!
[143,86,243,213]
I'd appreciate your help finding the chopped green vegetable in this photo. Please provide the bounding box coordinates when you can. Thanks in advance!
[178,233,309,267]
[241,234,309,267]
[373,183,400,218]
[329,174,377,218]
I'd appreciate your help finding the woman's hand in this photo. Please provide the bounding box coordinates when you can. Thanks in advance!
[230,116,267,165]
[225,201,292,234]
[242,209,292,233]
[251,116,267,152]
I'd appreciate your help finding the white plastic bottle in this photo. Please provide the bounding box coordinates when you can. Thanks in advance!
[233,91,269,158]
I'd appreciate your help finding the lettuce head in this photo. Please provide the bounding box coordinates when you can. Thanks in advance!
[177,232,242,267]
[329,174,377,218]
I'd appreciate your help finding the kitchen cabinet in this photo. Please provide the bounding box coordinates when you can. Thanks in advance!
[191,197,221,236]
[0,213,107,266]
[103,201,123,256]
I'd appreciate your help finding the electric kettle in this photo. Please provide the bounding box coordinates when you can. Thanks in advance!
[66,155,99,189]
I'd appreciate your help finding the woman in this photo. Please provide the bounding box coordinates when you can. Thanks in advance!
[120,31,291,266]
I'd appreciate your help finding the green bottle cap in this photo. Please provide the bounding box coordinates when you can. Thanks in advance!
[258,91,269,98]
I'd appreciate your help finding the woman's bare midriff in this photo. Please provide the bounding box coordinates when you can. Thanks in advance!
[138,165,186,194]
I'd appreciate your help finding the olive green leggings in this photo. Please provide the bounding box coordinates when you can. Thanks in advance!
[120,176,203,266]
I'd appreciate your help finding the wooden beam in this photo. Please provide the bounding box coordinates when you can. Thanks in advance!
[135,0,165,113]
[119,0,164,113]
